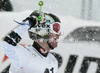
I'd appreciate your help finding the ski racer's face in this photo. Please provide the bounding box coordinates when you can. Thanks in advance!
[48,22,61,48]
[49,33,61,48]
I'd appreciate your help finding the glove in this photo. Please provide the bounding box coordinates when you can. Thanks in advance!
[22,11,40,27]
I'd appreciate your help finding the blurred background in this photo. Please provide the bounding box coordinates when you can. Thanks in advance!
[1,0,100,42]
[1,0,100,22]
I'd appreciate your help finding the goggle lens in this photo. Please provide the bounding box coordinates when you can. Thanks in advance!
[52,23,60,33]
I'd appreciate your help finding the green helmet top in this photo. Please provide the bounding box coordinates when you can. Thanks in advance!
[37,1,44,21]
[38,1,44,6]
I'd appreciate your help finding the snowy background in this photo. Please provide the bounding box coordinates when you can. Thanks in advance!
[1,0,100,73]
[10,0,100,22]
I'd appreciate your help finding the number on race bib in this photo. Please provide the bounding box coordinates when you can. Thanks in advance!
[44,68,54,73]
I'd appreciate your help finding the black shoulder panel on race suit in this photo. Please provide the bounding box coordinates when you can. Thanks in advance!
[2,25,29,46]
[4,31,22,46]
[4,36,17,46]
[9,31,22,43]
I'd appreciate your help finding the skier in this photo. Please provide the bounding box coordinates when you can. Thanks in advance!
[1,7,61,73]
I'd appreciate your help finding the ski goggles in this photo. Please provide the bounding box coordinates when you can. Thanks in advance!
[28,22,61,37]
[50,22,61,35]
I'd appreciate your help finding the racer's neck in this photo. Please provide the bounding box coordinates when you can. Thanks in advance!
[36,41,50,52]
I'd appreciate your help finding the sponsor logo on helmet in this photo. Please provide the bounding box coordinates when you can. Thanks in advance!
[33,24,50,28]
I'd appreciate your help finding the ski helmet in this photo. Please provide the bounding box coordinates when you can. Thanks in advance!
[28,11,61,42]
